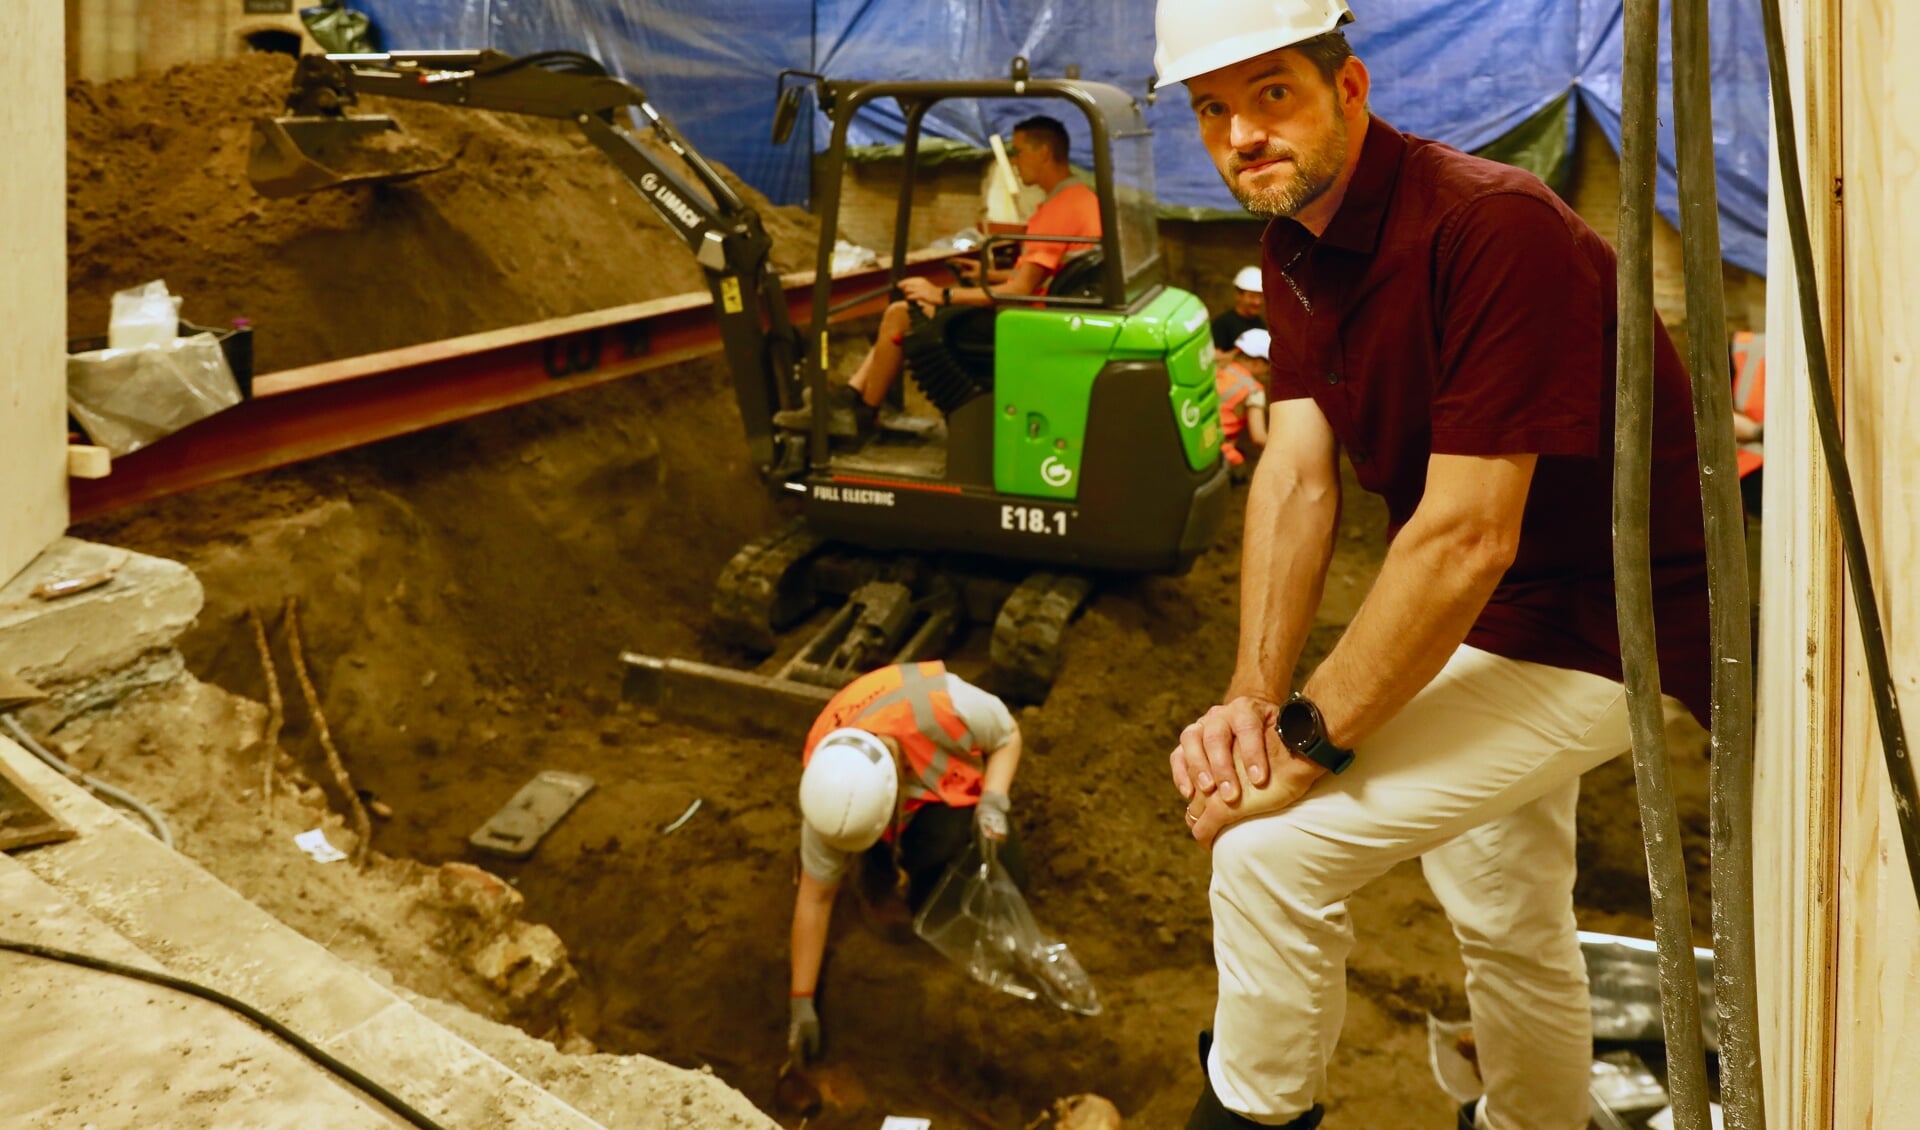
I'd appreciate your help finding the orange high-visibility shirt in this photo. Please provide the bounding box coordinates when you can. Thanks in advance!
[1017,180,1102,284]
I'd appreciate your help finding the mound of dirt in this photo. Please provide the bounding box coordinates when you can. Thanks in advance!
[67,53,818,373]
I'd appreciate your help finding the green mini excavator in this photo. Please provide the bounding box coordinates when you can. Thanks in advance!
[251,50,1229,717]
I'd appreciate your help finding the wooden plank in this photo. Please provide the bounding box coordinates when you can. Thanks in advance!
[1832,0,1920,1123]
[1754,0,1848,1121]
[0,0,69,586]
[0,752,75,853]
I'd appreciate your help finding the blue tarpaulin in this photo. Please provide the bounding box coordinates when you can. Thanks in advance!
[347,0,1769,273]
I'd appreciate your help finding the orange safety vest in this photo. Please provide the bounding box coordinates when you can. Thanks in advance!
[802,662,987,833]
[1731,331,1766,478]
[1216,359,1263,466]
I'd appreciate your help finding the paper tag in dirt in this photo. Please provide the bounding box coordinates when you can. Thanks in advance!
[880,1120,932,1130]
[295,828,347,863]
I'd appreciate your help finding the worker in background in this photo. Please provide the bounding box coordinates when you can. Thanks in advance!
[774,116,1102,436]
[1156,3,1710,1129]
[1212,265,1268,352]
[1218,327,1272,478]
[786,661,1027,1063]
[1731,330,1765,517]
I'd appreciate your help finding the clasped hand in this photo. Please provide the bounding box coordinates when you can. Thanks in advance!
[1170,695,1328,847]
[898,276,943,315]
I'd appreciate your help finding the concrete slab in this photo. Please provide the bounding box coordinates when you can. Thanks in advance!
[0,736,610,1130]
[0,537,203,686]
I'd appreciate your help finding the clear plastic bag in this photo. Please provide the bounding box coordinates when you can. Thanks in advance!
[68,332,243,456]
[1580,931,1719,1051]
[108,280,182,351]
[1590,1050,1670,1115]
[913,837,1100,1016]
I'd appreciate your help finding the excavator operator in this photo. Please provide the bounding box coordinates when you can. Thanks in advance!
[773,115,1102,437]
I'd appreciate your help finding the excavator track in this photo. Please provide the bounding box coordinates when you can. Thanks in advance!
[988,572,1093,705]
[711,519,830,653]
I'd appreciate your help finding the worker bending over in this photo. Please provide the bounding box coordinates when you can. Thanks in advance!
[775,115,1101,436]
[786,661,1027,1062]
[1157,2,1710,1128]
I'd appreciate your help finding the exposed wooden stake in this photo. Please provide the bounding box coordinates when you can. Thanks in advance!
[283,598,371,868]
[245,607,284,817]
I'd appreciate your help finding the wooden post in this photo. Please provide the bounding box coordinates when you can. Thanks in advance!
[1754,0,1845,1118]
[0,0,70,584]
[1759,0,1920,1123]
[1831,0,1920,1122]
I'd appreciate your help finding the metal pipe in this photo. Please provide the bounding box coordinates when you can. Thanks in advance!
[1668,0,1765,1123]
[1613,0,1714,1124]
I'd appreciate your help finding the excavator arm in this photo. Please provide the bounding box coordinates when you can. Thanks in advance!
[252,50,802,477]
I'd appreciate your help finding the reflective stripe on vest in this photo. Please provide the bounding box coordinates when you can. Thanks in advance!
[1216,361,1261,439]
[803,662,985,822]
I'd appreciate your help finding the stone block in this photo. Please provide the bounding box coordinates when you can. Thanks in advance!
[0,537,203,686]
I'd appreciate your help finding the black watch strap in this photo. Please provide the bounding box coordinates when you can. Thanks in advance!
[1278,693,1355,775]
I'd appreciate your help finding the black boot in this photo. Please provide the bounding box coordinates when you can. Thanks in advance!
[1185,1030,1325,1130]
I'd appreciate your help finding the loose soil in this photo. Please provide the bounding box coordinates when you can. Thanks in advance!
[64,54,1714,1129]
[67,53,817,373]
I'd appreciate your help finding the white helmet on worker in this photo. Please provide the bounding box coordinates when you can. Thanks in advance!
[799,728,899,852]
[1154,0,1355,87]
[1233,265,1264,293]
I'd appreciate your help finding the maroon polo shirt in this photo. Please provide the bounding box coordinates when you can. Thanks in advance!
[1263,116,1710,724]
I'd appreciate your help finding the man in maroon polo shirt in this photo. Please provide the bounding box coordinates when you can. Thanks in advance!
[1156,3,1710,1129]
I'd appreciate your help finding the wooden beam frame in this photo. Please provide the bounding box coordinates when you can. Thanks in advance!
[1832,0,1920,1122]
[1755,0,1845,1123]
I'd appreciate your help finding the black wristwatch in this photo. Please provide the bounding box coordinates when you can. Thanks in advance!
[942,286,953,305]
[1276,693,1355,775]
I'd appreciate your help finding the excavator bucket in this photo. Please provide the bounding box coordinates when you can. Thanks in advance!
[247,114,449,198]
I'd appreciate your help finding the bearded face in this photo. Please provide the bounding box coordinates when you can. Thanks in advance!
[1221,106,1349,220]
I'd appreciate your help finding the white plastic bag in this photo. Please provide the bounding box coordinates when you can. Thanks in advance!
[68,333,243,456]
[913,837,1100,1015]
[108,280,184,351]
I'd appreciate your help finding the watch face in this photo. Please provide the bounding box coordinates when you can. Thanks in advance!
[1278,699,1319,752]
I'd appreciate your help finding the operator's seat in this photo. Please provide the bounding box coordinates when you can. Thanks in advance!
[901,248,1105,416]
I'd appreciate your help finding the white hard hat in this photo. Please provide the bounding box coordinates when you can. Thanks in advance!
[799,728,898,853]
[1233,265,1264,293]
[1236,327,1272,359]
[1154,0,1355,88]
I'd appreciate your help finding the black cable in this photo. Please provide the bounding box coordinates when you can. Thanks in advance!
[0,939,448,1130]
[1758,0,1920,905]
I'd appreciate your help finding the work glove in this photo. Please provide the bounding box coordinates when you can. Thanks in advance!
[788,995,821,1063]
[975,790,1011,842]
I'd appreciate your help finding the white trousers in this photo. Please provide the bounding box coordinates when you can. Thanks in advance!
[1207,645,1636,1129]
